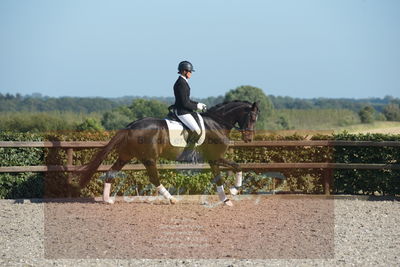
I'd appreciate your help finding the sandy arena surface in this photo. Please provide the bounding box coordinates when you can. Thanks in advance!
[0,195,399,266]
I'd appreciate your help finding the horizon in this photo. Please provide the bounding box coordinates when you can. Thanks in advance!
[1,91,398,101]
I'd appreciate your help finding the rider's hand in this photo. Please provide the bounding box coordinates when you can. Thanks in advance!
[197,103,207,111]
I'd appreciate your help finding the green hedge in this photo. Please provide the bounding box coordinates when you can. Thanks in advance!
[0,131,399,198]
[0,132,44,198]
[328,132,400,195]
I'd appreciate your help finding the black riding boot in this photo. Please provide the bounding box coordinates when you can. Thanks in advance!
[177,131,200,163]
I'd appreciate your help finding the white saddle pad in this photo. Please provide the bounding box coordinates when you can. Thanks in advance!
[165,113,206,147]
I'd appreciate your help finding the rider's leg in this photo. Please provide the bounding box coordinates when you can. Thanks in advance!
[176,113,201,137]
[186,129,201,146]
[176,113,202,162]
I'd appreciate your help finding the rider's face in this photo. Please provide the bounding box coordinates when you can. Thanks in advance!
[184,70,192,79]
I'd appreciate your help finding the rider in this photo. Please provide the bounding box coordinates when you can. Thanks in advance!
[173,60,207,161]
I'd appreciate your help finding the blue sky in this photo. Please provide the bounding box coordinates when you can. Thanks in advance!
[0,0,399,99]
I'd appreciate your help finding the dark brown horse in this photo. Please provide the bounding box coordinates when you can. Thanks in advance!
[78,100,260,206]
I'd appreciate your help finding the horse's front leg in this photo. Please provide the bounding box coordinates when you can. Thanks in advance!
[142,159,177,204]
[209,161,233,207]
[213,158,243,196]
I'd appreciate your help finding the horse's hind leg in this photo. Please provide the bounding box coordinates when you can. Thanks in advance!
[142,159,177,204]
[103,157,130,204]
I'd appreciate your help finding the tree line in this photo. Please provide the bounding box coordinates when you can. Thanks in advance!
[2,92,398,113]
[1,88,400,132]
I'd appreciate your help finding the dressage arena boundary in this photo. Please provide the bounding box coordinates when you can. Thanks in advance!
[1,140,400,195]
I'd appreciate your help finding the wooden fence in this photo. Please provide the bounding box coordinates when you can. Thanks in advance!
[1,140,400,195]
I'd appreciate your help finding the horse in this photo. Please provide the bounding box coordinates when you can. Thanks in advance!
[77,100,260,206]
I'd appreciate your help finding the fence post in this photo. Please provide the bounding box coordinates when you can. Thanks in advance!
[323,168,333,195]
[228,147,235,178]
[66,148,74,197]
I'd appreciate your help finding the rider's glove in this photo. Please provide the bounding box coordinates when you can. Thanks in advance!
[197,103,207,111]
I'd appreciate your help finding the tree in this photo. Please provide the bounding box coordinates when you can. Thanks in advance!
[101,99,169,130]
[224,85,274,130]
[76,118,104,131]
[383,103,400,121]
[101,110,132,130]
[128,99,168,120]
[200,95,225,107]
[359,106,375,123]
[276,115,291,130]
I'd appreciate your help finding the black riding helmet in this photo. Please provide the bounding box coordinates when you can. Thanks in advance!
[178,61,195,73]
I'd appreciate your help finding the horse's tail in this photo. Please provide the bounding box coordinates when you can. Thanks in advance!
[79,130,127,188]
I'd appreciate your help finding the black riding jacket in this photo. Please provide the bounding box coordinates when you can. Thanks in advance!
[173,76,198,115]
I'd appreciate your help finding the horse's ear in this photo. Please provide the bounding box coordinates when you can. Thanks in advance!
[252,101,259,111]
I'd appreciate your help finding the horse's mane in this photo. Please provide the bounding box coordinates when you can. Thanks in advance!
[203,100,252,128]
[206,100,252,114]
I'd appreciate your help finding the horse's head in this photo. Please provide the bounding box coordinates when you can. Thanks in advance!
[206,100,260,143]
[236,101,260,142]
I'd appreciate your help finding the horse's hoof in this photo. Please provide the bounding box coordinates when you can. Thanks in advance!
[169,197,178,205]
[103,198,115,204]
[224,199,234,207]
[229,187,239,196]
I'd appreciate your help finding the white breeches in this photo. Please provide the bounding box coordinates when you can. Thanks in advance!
[177,113,201,135]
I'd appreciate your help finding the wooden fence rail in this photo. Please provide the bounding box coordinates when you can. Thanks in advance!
[1,140,400,195]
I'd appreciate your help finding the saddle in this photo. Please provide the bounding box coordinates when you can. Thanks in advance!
[164,106,206,147]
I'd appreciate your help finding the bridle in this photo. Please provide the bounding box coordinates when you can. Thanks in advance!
[234,109,258,133]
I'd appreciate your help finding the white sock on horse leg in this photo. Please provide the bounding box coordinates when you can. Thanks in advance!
[103,183,114,203]
[229,171,243,196]
[235,171,243,187]
[157,184,172,200]
[216,185,228,202]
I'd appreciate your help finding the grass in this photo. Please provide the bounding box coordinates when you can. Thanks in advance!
[257,121,400,137]
[265,108,400,136]
[333,121,400,134]
[0,111,103,132]
[268,109,361,130]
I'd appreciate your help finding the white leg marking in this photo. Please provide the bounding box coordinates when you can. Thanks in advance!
[157,184,178,204]
[103,183,115,204]
[229,171,243,195]
[235,171,243,187]
[217,185,233,206]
